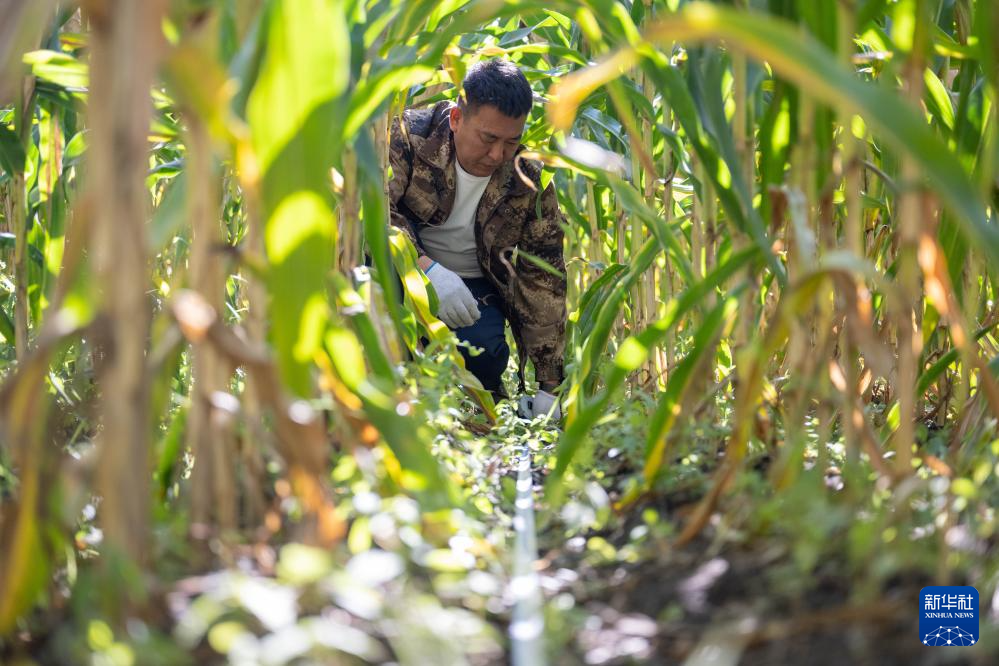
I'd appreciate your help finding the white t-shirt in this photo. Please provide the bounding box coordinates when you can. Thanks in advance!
[419,159,490,278]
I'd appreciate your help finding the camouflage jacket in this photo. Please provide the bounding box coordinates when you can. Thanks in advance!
[388,101,566,385]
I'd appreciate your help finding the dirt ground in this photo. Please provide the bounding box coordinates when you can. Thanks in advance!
[531,474,997,665]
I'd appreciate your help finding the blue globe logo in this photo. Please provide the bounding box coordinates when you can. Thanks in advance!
[922,626,977,646]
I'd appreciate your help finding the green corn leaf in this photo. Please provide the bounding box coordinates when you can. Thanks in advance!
[915,319,999,403]
[546,245,760,508]
[247,0,350,396]
[344,65,435,139]
[512,247,565,279]
[23,49,88,92]
[0,124,26,176]
[0,299,14,343]
[643,295,737,484]
[328,272,395,381]
[923,67,955,131]
[322,324,459,509]
[387,228,497,419]
[569,263,628,348]
[641,60,785,284]
[639,2,999,271]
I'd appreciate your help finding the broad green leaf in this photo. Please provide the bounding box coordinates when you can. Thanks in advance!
[248,0,348,176]
[22,49,88,92]
[923,67,954,131]
[263,191,335,393]
[247,0,349,395]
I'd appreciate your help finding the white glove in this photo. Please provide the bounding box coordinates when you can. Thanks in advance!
[518,390,562,420]
[426,262,480,329]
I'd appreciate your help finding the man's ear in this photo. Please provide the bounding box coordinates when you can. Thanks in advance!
[448,104,462,131]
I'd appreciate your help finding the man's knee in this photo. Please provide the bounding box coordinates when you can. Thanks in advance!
[456,316,509,392]
[459,324,507,360]
[462,337,509,370]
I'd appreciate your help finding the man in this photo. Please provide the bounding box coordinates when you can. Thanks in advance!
[387,59,565,418]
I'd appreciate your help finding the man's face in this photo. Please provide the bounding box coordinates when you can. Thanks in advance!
[449,103,527,177]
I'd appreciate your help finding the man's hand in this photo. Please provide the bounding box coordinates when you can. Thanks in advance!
[518,390,562,420]
[425,262,480,328]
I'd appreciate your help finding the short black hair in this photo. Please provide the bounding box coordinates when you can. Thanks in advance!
[460,59,533,118]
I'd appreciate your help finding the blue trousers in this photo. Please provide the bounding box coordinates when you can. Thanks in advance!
[451,277,510,398]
